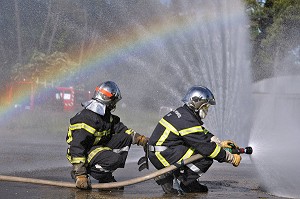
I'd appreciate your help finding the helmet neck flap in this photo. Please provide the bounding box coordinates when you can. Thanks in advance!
[82,99,107,116]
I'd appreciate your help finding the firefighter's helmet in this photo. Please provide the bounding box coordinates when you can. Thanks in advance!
[93,81,122,110]
[182,86,216,119]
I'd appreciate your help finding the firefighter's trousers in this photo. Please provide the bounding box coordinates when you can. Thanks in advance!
[87,132,132,180]
[149,145,213,186]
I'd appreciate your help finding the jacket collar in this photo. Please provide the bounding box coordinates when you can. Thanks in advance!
[183,104,203,125]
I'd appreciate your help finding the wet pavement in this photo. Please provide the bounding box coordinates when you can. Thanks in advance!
[0,129,287,199]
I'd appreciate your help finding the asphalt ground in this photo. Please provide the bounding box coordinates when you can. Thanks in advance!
[0,161,287,199]
[0,135,286,199]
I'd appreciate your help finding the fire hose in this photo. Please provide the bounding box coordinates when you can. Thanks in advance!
[0,146,252,189]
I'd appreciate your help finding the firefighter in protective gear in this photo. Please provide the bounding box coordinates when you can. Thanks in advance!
[148,85,241,194]
[66,81,149,189]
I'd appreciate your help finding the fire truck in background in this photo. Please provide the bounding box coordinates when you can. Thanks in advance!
[5,81,91,112]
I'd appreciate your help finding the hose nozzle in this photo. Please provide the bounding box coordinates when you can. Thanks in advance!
[225,146,253,155]
[237,146,253,154]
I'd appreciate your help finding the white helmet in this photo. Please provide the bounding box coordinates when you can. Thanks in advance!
[182,86,216,119]
[93,81,122,110]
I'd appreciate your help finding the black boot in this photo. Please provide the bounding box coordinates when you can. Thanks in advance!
[154,173,179,195]
[180,180,208,193]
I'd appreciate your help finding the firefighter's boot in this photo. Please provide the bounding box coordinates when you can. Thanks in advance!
[180,179,208,193]
[154,173,178,194]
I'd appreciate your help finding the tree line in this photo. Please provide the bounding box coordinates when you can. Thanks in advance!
[0,0,299,91]
[246,0,300,81]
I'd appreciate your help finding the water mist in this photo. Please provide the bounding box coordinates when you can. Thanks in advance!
[88,1,253,146]
[1,0,254,187]
[251,76,300,198]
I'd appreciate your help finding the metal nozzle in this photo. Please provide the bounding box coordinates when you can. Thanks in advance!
[244,146,253,154]
[238,146,253,154]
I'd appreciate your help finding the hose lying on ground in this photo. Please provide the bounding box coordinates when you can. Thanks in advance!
[0,154,203,189]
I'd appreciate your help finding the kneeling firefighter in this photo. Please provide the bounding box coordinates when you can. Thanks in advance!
[148,86,241,194]
[66,81,149,189]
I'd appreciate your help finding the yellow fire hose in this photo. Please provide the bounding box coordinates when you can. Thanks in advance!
[0,154,203,189]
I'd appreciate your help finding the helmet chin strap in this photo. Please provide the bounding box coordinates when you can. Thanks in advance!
[188,104,207,119]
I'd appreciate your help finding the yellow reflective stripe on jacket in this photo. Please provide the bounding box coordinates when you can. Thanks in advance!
[208,144,221,158]
[66,128,73,143]
[155,148,195,167]
[159,118,179,136]
[203,128,209,134]
[69,123,96,135]
[125,129,135,135]
[87,147,111,163]
[66,148,86,164]
[179,126,203,136]
[155,152,170,167]
[67,156,86,164]
[178,148,195,162]
[156,129,170,146]
[94,130,110,137]
[93,137,101,145]
[93,130,111,145]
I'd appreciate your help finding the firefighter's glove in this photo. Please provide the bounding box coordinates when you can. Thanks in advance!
[130,129,149,147]
[75,175,91,189]
[225,151,242,167]
[232,154,241,167]
[72,163,91,189]
[220,140,239,149]
[136,135,149,147]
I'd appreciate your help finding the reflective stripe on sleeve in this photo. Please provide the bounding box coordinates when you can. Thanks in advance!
[67,156,86,164]
[67,123,110,145]
[69,123,96,135]
[66,128,73,143]
[93,130,111,145]
[179,126,203,136]
[203,128,209,134]
[208,144,221,158]
[125,129,135,135]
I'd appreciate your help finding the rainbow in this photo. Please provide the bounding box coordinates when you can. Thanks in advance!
[0,6,244,124]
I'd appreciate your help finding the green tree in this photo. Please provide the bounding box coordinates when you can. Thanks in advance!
[245,0,300,81]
